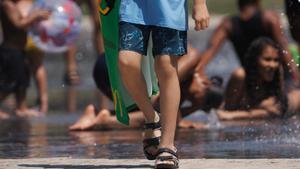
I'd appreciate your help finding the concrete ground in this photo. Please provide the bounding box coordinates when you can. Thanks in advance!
[1,158,300,169]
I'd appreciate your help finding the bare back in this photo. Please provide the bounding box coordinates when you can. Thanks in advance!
[0,0,28,49]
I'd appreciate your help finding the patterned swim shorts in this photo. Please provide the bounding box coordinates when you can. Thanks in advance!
[119,21,187,57]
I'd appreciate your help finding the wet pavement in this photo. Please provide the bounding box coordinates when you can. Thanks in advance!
[0,113,300,159]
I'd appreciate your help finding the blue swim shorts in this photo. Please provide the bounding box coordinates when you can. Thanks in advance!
[119,21,187,57]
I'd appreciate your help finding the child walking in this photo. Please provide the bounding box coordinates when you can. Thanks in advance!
[118,0,209,168]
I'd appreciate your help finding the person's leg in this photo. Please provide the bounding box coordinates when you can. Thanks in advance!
[118,22,157,122]
[65,85,77,113]
[64,45,80,85]
[118,22,160,159]
[154,55,179,149]
[64,46,79,113]
[119,50,157,122]
[27,51,48,114]
[119,51,160,158]
[152,27,186,168]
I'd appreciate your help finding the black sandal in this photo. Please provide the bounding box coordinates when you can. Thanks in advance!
[155,147,179,169]
[143,114,161,160]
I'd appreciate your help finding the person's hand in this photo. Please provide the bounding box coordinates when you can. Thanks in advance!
[189,72,211,99]
[259,97,281,116]
[31,9,51,21]
[192,2,210,31]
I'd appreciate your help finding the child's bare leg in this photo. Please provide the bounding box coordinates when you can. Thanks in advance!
[28,53,48,113]
[154,55,179,150]
[118,50,157,122]
[35,65,48,113]
[119,50,159,157]
[64,45,80,85]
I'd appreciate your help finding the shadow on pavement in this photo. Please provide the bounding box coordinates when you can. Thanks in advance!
[19,164,154,169]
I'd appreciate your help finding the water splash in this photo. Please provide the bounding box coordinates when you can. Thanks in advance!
[207,109,222,129]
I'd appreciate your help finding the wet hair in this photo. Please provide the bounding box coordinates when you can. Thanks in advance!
[244,37,285,109]
[238,0,259,10]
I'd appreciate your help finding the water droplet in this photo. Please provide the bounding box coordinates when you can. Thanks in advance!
[76,52,84,61]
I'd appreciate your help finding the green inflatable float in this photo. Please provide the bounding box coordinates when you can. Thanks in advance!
[289,44,300,67]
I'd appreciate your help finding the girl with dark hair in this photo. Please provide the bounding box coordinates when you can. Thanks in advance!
[218,37,300,120]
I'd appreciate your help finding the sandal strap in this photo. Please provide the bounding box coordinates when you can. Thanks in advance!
[144,122,161,130]
[142,112,161,160]
[157,155,174,161]
[144,111,161,130]
[157,148,178,158]
[143,137,160,148]
[156,148,179,168]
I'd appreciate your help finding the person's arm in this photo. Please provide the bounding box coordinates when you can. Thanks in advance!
[177,45,201,81]
[87,0,104,54]
[194,18,230,76]
[264,11,300,83]
[192,0,210,31]
[219,96,282,120]
[2,0,49,29]
[217,109,271,120]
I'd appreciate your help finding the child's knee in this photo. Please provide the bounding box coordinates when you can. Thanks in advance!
[155,65,177,78]
[118,54,135,70]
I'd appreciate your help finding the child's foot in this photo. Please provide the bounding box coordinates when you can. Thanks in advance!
[93,109,111,128]
[15,109,40,118]
[155,147,179,169]
[69,104,97,131]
